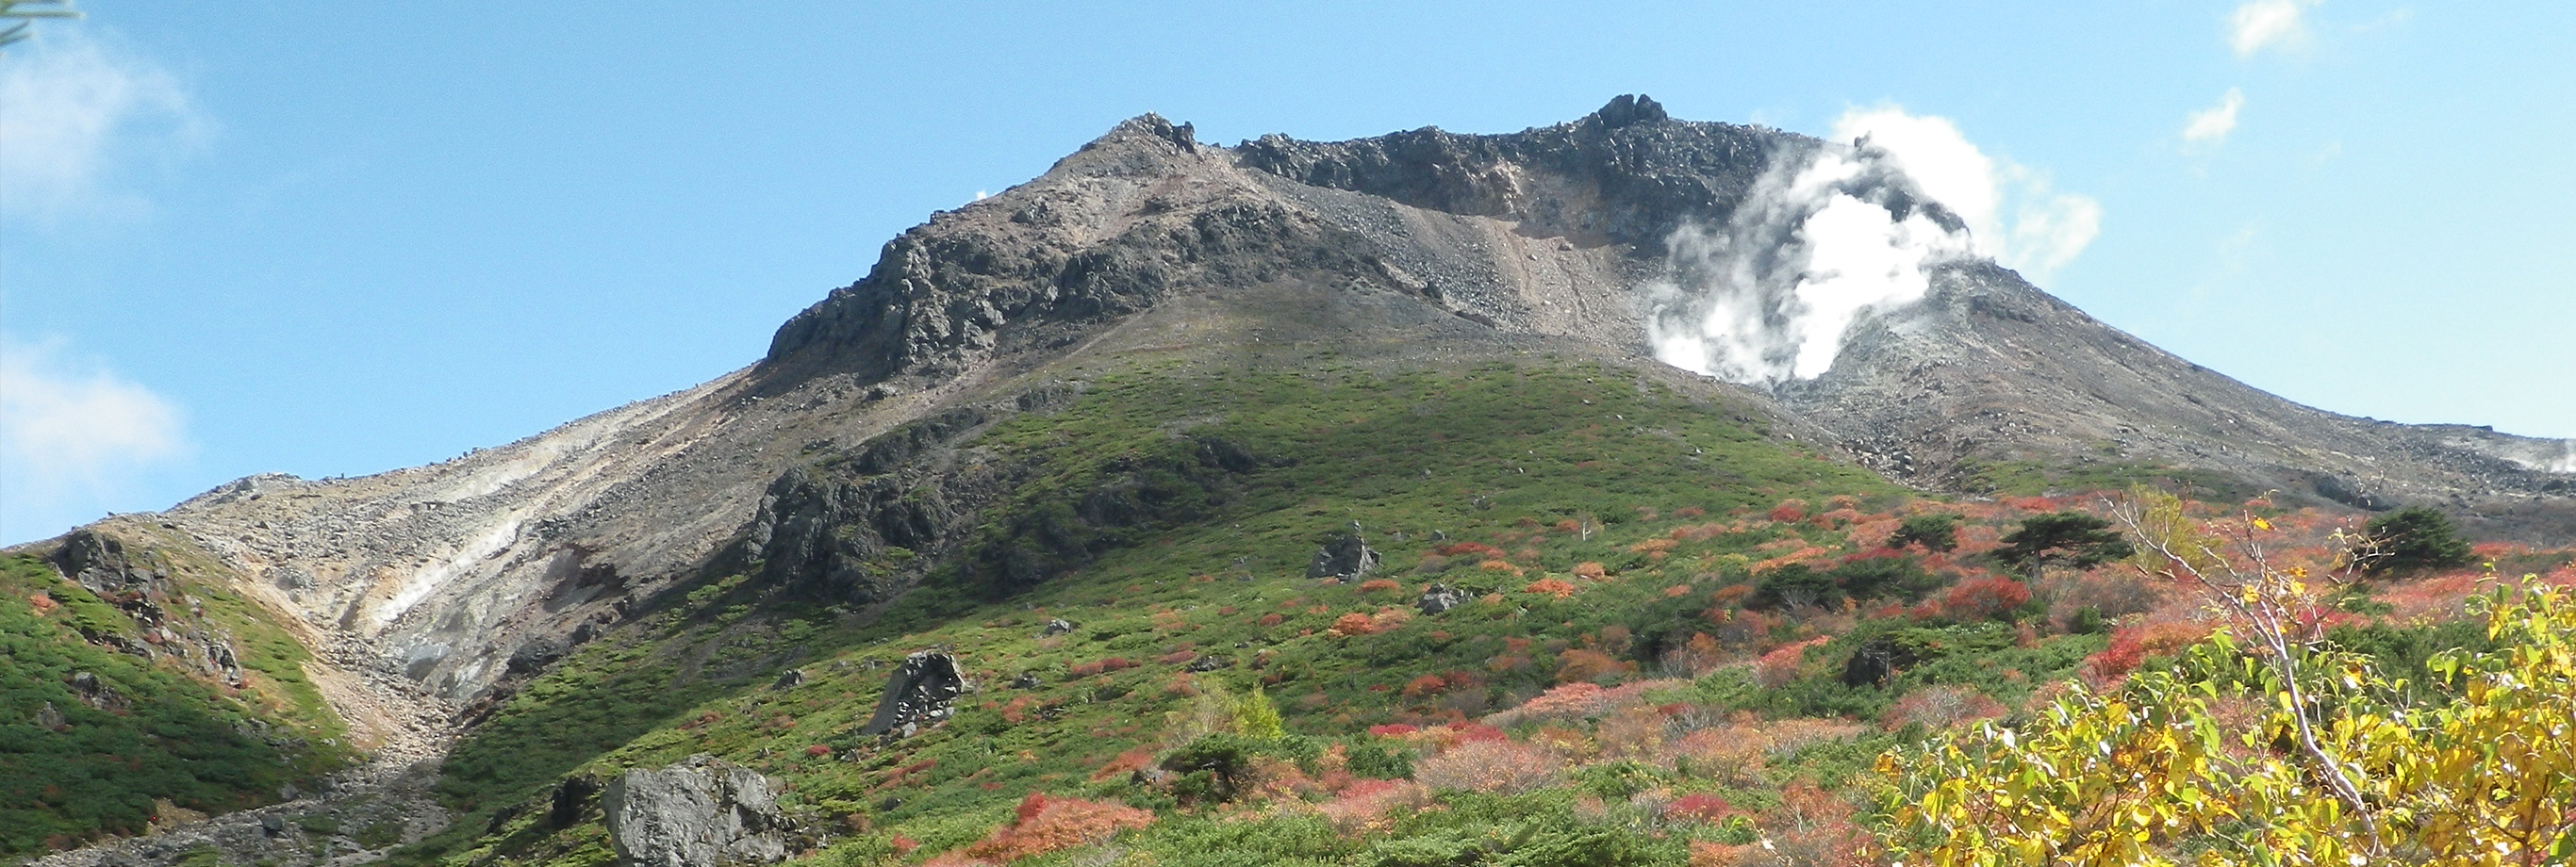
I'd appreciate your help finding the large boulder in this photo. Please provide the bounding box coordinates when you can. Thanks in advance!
[603,755,791,867]
[1305,529,1379,581]
[860,651,965,737]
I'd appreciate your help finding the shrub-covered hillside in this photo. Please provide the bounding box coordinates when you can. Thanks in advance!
[0,539,355,855]
[376,357,2572,867]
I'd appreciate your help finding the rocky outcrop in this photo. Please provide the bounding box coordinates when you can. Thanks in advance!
[1417,583,1467,614]
[603,756,793,867]
[1305,529,1379,580]
[760,115,1417,391]
[1237,94,1786,251]
[860,651,966,738]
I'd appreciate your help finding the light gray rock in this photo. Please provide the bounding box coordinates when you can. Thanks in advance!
[1417,583,1466,614]
[603,755,791,867]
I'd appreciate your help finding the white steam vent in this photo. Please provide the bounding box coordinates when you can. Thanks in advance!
[1648,108,2100,386]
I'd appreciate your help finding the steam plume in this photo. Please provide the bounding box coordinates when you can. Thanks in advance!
[1647,107,2098,387]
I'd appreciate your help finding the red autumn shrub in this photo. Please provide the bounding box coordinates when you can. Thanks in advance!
[806,744,833,757]
[1367,724,1420,737]
[1768,500,1808,523]
[1664,793,1734,824]
[1356,579,1402,594]
[1435,542,1504,558]
[1157,650,1198,665]
[1571,562,1610,581]
[2084,618,2213,685]
[1754,637,1826,688]
[960,793,1154,862]
[1256,613,1286,628]
[1317,778,1432,834]
[1402,674,1450,698]
[1936,576,2032,622]
[1478,559,1527,577]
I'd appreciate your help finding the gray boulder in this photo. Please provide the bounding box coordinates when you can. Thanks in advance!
[603,755,791,867]
[1417,583,1467,614]
[1305,530,1379,580]
[860,651,965,737]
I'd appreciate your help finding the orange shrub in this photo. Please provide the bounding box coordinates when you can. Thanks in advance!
[1554,647,1632,684]
[1523,578,1578,598]
[959,793,1153,862]
[1329,613,1379,636]
[1572,562,1610,581]
[1356,579,1402,594]
[1767,500,1808,523]
[1435,542,1504,558]
[1478,559,1527,577]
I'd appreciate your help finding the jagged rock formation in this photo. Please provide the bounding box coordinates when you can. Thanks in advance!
[602,756,793,867]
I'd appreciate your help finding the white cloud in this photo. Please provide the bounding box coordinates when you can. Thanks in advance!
[1,337,190,541]
[0,31,206,221]
[2183,88,2247,145]
[1831,106,2103,283]
[2230,0,2319,57]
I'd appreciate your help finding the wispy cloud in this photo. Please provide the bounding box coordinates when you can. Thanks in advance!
[2229,0,2320,57]
[1,337,190,542]
[0,30,206,221]
[2183,88,2246,146]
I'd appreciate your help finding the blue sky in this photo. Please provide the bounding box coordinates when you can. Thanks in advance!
[4,2,2570,544]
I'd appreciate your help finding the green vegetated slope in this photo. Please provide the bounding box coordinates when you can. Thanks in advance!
[396,357,2555,867]
[0,544,355,855]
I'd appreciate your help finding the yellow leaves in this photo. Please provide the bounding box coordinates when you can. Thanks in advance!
[1877,574,2576,866]
[2253,517,2273,532]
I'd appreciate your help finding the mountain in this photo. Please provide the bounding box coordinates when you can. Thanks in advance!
[10,95,2570,865]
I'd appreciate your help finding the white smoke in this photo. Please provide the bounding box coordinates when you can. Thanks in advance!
[1647,107,2099,387]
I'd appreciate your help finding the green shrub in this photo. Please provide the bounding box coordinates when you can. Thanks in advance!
[2361,506,2474,575]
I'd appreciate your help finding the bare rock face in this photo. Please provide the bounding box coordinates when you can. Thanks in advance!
[602,755,792,867]
[860,651,965,737]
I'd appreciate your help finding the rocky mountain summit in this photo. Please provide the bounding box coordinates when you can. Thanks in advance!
[12,95,2571,865]
[43,90,2576,713]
